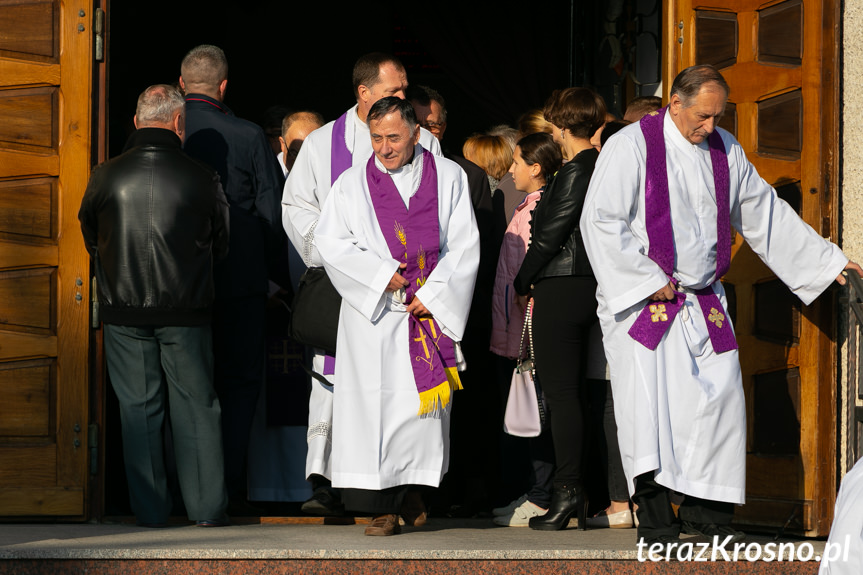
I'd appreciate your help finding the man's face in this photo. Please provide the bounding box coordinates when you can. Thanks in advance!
[411,99,447,141]
[279,119,318,172]
[369,112,420,171]
[669,83,728,145]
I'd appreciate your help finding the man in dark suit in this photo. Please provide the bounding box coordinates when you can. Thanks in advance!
[179,44,286,514]
[408,85,505,515]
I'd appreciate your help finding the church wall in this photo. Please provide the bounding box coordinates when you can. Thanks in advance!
[840,0,863,476]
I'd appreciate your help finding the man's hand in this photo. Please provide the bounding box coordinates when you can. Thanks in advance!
[649,282,676,301]
[406,296,431,318]
[387,263,409,292]
[515,293,530,312]
[836,261,863,286]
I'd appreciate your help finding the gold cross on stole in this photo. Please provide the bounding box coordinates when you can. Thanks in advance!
[649,304,668,323]
[708,307,725,328]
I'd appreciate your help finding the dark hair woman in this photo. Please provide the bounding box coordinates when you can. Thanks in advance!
[513,86,607,531]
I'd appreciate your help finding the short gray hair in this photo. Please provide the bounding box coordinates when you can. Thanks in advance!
[366,97,418,137]
[670,64,729,106]
[180,44,228,88]
[136,84,185,126]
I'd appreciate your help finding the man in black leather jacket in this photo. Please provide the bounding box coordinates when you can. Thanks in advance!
[79,84,230,527]
[179,45,287,512]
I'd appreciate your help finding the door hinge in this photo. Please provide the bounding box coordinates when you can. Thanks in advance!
[94,8,105,61]
[91,276,100,328]
[89,423,99,476]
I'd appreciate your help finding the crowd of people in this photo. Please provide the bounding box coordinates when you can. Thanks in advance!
[79,44,863,562]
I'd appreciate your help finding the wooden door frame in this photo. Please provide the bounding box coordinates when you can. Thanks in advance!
[662,0,840,536]
[86,0,109,522]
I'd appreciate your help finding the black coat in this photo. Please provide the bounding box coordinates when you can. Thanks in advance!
[183,94,286,299]
[514,147,598,295]
[79,128,230,326]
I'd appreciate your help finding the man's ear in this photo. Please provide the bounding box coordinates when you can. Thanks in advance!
[357,84,370,104]
[669,93,682,116]
[219,79,228,98]
[179,76,185,91]
[133,115,139,129]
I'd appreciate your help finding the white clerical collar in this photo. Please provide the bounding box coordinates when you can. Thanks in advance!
[341,104,366,155]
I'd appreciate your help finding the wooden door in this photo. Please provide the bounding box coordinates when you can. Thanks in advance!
[666,0,839,536]
[0,0,93,517]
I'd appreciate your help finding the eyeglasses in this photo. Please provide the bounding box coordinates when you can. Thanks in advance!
[420,121,446,132]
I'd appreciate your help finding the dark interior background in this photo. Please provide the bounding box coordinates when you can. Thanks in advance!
[101,0,661,516]
[106,1,661,158]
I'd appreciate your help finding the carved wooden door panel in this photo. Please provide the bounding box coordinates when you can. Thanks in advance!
[666,0,839,536]
[0,0,93,517]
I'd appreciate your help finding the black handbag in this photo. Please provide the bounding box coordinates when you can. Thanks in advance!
[289,266,341,355]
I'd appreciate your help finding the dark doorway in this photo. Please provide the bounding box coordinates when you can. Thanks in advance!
[101,0,660,518]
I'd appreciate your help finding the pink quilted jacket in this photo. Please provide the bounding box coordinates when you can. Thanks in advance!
[490,189,543,359]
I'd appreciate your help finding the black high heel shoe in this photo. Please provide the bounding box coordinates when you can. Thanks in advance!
[528,485,588,531]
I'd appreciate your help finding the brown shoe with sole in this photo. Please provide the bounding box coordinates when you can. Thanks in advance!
[400,490,428,527]
[365,513,401,536]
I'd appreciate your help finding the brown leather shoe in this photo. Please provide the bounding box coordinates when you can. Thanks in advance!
[400,490,427,527]
[365,513,401,536]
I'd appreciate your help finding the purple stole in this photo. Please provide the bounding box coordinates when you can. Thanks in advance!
[366,149,462,416]
[627,107,738,354]
[321,112,353,375]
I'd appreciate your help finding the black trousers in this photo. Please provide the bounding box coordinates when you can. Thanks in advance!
[633,471,735,540]
[531,276,598,489]
[212,293,267,502]
[342,486,410,514]
[587,379,629,502]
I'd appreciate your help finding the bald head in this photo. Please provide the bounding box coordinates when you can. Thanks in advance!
[280,111,324,172]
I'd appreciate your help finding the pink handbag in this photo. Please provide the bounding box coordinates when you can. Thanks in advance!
[503,299,547,437]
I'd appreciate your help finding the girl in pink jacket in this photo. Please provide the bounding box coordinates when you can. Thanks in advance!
[490,132,562,527]
[491,132,562,358]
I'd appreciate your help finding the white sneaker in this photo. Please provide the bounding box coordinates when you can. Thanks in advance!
[492,494,528,516]
[493,500,547,527]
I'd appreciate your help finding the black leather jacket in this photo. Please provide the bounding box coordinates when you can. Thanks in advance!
[79,128,230,326]
[514,147,598,294]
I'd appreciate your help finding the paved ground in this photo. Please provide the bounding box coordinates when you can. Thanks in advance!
[0,519,827,561]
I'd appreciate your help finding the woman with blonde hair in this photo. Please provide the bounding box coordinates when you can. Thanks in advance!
[463,134,513,192]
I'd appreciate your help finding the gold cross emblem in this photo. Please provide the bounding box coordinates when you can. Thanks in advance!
[649,304,668,323]
[708,307,725,328]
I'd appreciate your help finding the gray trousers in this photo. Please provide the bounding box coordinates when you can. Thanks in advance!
[104,324,228,524]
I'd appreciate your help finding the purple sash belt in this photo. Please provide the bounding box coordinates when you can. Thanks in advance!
[627,108,737,354]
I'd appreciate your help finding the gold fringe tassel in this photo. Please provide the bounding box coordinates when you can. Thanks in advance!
[417,368,463,416]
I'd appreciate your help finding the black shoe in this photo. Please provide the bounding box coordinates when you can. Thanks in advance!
[528,485,587,531]
[638,535,681,560]
[681,520,745,544]
[301,487,345,516]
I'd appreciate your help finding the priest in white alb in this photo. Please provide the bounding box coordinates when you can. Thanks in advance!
[580,64,863,551]
[282,53,441,516]
[315,97,479,536]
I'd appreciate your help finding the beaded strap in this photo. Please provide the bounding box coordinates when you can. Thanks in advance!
[516,299,547,427]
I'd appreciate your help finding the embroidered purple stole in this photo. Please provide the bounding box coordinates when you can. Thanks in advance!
[366,149,462,415]
[321,112,353,375]
[627,107,737,354]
